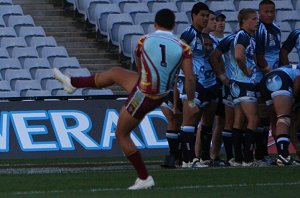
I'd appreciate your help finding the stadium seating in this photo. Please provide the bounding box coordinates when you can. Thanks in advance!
[85,0,111,21]
[4,68,32,87]
[0,80,11,91]
[52,57,81,70]
[23,89,52,97]
[40,46,69,63]
[7,15,35,33]
[0,47,9,58]
[13,79,43,96]
[23,58,51,75]
[11,47,39,64]
[17,26,46,43]
[0,0,13,5]
[0,58,22,75]
[0,5,23,24]
[82,88,114,96]
[122,2,149,19]
[96,4,121,35]
[1,37,27,55]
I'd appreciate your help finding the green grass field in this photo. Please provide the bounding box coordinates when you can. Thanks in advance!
[0,158,300,197]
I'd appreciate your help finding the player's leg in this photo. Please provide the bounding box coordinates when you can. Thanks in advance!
[53,67,139,93]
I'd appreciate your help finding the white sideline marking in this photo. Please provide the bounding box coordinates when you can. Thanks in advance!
[12,181,300,195]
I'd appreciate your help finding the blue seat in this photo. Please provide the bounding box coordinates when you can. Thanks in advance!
[111,0,140,11]
[175,12,189,25]
[88,3,121,28]
[134,13,155,32]
[40,46,69,64]
[150,2,178,13]
[174,23,189,35]
[122,3,149,20]
[238,1,259,10]
[55,89,83,96]
[0,48,9,58]
[140,0,167,10]
[83,88,113,96]
[0,0,13,5]
[0,17,6,27]
[107,13,134,46]
[23,89,52,97]
[276,11,300,23]
[85,0,111,22]
[1,37,27,55]
[7,15,35,33]
[23,58,51,75]
[295,22,300,29]
[4,68,32,87]
[44,79,64,95]
[17,26,46,43]
[0,5,23,24]
[13,79,42,95]
[0,27,17,42]
[0,58,22,76]
[11,47,39,64]
[209,1,236,12]
[29,36,57,53]
[96,4,121,35]
[0,90,20,98]
[274,0,293,11]
[52,57,81,70]
[34,68,55,87]
[279,22,291,32]
[119,25,144,57]
[64,68,91,77]
[129,34,142,62]
[0,80,11,91]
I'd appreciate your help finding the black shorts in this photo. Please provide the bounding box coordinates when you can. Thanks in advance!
[161,90,183,112]
[230,80,257,105]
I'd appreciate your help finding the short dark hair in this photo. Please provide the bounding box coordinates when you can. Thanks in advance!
[259,0,275,8]
[191,2,209,20]
[155,9,175,30]
[238,8,257,26]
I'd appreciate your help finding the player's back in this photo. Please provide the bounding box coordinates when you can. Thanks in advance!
[138,30,188,95]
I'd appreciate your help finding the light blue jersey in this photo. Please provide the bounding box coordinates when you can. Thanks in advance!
[231,29,257,84]
[216,33,236,79]
[197,56,217,88]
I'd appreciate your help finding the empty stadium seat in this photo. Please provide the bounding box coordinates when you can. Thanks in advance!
[82,88,113,96]
[0,48,9,58]
[122,3,149,19]
[238,1,260,10]
[111,0,140,11]
[29,36,57,53]
[177,1,195,12]
[297,0,300,10]
[4,68,32,86]
[34,68,55,87]
[11,47,39,64]
[0,0,13,5]
[279,22,291,32]
[13,79,42,94]
[7,15,35,33]
[55,89,83,96]
[119,25,144,57]
[96,4,121,35]
[0,58,22,76]
[85,0,111,22]
[141,0,168,10]
[0,17,5,27]
[274,0,293,11]
[175,12,189,25]
[134,13,155,31]
[44,79,64,95]
[23,58,51,75]
[0,80,11,91]
[129,34,141,61]
[0,5,23,24]
[88,3,121,29]
[64,68,91,77]
[0,27,17,41]
[276,10,300,23]
[52,57,81,70]
[23,89,52,97]
[150,2,178,13]
[107,13,134,46]
[1,37,27,55]
[209,1,236,12]
[174,23,189,35]
[224,23,233,34]
[40,46,69,63]
[295,22,300,29]
[17,26,46,43]
[0,90,19,98]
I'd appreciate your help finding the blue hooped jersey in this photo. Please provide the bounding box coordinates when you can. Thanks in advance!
[136,30,192,95]
[180,25,205,77]
[255,21,281,69]
[198,56,217,88]
[231,29,257,83]
[216,33,236,79]
[282,29,300,61]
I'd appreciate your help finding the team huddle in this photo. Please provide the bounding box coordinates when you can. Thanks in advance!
[161,0,300,169]
[54,0,300,190]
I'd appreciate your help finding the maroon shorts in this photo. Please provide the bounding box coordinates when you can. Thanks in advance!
[125,86,166,120]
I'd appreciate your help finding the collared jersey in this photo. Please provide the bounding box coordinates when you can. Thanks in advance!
[231,29,257,83]
[282,29,300,61]
[255,21,281,69]
[136,30,192,95]
[216,33,236,79]
[180,25,205,76]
